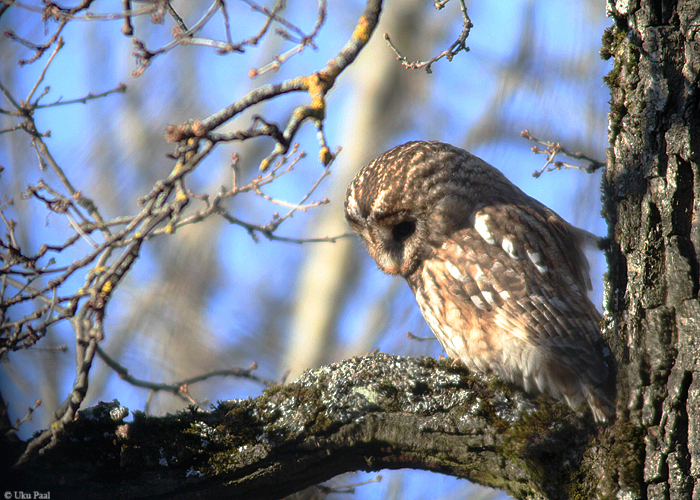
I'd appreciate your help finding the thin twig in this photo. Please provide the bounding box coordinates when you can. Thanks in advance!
[521,129,605,178]
[34,83,126,109]
[4,399,42,437]
[249,0,326,78]
[96,346,277,398]
[384,0,472,74]
[406,332,437,342]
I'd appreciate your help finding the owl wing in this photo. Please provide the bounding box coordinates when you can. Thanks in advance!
[414,203,612,418]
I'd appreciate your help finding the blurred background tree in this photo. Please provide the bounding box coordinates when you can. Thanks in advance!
[0,1,610,498]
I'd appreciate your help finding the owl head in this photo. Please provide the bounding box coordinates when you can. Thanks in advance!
[344,141,517,278]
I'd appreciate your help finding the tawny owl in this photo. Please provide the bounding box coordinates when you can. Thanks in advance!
[344,141,615,422]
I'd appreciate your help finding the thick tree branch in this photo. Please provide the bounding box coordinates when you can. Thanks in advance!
[4,354,606,499]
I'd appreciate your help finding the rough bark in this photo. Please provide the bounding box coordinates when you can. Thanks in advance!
[2,354,602,500]
[601,0,700,498]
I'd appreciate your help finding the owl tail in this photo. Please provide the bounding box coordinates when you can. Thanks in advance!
[583,383,616,423]
[587,344,617,423]
[550,353,616,423]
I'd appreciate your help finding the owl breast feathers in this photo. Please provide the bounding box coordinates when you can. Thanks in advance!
[344,140,615,422]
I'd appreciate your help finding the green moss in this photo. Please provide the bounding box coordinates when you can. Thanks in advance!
[601,24,639,100]
[609,419,645,497]
[419,355,441,369]
[499,398,596,499]
[376,383,403,412]
[603,68,620,89]
[600,25,626,60]
[262,384,284,398]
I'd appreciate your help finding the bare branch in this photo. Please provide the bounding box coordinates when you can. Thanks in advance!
[248,0,327,77]
[384,0,472,74]
[3,399,41,437]
[166,0,382,170]
[131,1,230,77]
[521,129,605,178]
[34,83,127,109]
[96,346,277,401]
[25,36,64,104]
[3,0,95,65]
[2,0,381,464]
[406,331,438,342]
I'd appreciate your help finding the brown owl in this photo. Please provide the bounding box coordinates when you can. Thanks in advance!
[344,141,614,422]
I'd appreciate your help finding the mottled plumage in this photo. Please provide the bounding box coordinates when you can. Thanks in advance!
[345,141,614,422]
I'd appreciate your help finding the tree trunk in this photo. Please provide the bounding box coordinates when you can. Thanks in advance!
[3,1,700,499]
[601,0,700,498]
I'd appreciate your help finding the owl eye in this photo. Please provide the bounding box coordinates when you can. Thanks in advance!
[392,220,416,242]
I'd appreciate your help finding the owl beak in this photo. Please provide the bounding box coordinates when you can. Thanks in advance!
[374,253,402,275]
[364,227,404,275]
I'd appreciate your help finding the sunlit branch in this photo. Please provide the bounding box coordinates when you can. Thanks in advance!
[3,0,385,466]
[168,0,381,173]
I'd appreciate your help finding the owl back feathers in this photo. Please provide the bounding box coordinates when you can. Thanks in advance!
[345,141,615,422]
